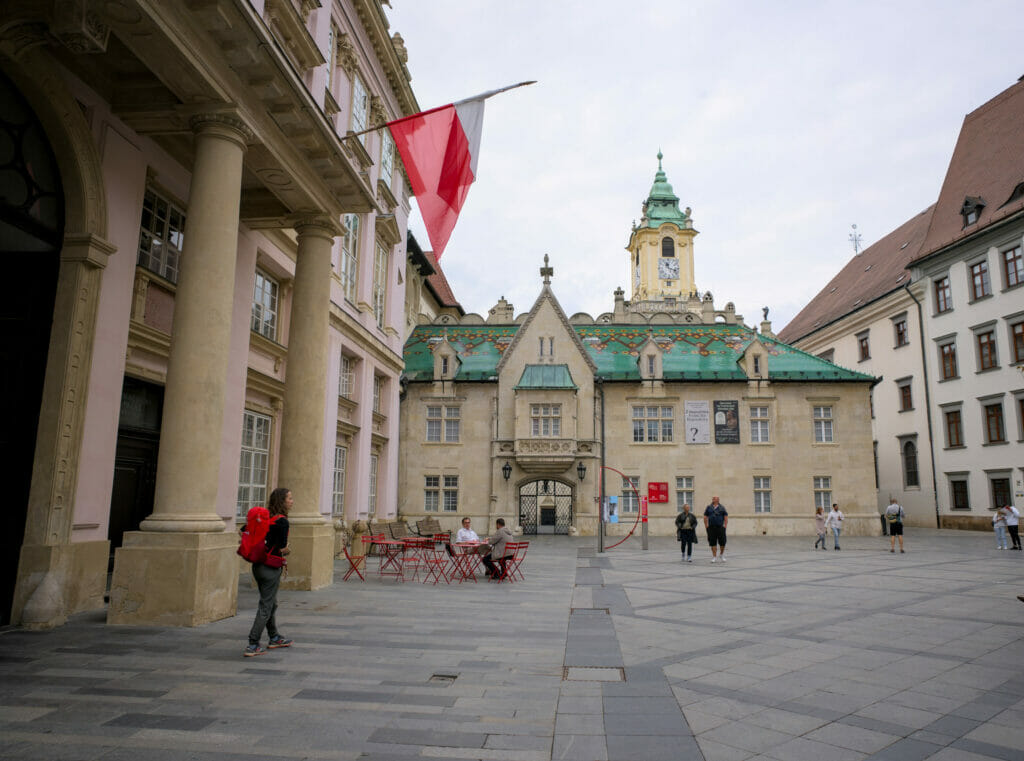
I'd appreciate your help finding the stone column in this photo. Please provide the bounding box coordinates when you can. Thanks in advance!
[277,217,338,590]
[108,114,251,626]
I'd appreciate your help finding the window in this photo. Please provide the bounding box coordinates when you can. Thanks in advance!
[813,405,834,443]
[749,406,770,443]
[339,355,354,398]
[1012,321,1024,364]
[331,445,347,516]
[621,476,640,512]
[857,332,870,361]
[372,242,388,329]
[251,269,279,340]
[350,73,369,144]
[752,355,761,375]
[424,476,439,511]
[443,475,458,512]
[675,476,694,510]
[950,478,970,510]
[440,356,449,376]
[984,402,1005,444]
[894,317,909,347]
[753,476,771,513]
[632,405,673,442]
[367,453,378,516]
[902,440,919,487]
[426,405,460,442]
[813,476,831,511]
[380,130,395,189]
[977,330,998,370]
[934,276,952,313]
[970,260,991,300]
[992,477,1011,509]
[939,341,958,380]
[326,25,338,92]
[661,237,674,257]
[817,349,835,363]
[647,355,655,376]
[340,213,359,302]
[372,375,383,414]
[1003,245,1022,288]
[237,410,271,517]
[898,380,913,412]
[137,188,185,283]
[531,404,561,436]
[945,409,963,448]
[1019,397,1024,440]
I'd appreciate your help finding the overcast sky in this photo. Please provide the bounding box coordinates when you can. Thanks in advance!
[385,1,1022,332]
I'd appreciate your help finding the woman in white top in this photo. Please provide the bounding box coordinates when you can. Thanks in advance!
[992,509,1009,550]
[824,503,844,550]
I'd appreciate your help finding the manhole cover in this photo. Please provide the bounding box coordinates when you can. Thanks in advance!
[429,674,457,683]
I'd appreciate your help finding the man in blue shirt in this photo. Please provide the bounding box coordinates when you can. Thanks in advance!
[704,496,728,564]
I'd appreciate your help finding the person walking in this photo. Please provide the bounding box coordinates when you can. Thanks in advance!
[1002,504,1021,550]
[675,503,698,563]
[703,496,728,563]
[885,498,905,553]
[992,508,1009,550]
[245,487,293,657]
[813,506,827,550]
[825,503,844,550]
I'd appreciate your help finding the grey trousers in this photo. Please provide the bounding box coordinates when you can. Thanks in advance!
[248,563,282,645]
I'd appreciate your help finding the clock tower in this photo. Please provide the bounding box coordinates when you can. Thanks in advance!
[626,152,698,303]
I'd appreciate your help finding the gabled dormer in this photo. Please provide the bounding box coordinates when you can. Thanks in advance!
[431,335,460,381]
[960,195,986,227]
[739,336,770,381]
[637,334,664,382]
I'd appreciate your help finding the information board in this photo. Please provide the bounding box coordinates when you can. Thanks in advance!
[684,400,710,443]
[714,400,740,444]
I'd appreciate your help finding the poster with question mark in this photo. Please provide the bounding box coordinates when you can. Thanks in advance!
[684,400,710,443]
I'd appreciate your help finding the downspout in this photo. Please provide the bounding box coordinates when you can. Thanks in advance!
[905,283,940,528]
[597,377,606,553]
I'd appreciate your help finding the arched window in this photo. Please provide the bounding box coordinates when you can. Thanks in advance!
[902,440,919,488]
[661,237,675,257]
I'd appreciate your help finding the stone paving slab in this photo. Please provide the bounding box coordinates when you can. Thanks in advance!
[1,530,1023,760]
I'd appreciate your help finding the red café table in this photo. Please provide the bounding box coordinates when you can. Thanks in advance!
[451,541,487,582]
[372,539,407,579]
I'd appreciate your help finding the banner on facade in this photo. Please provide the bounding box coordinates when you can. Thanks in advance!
[714,400,740,444]
[684,401,710,444]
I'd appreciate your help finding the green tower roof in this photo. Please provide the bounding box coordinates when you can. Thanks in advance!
[641,151,690,229]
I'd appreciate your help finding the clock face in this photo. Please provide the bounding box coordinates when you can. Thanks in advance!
[658,258,680,280]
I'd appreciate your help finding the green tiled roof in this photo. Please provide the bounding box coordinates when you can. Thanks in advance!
[403,323,873,383]
[515,364,578,389]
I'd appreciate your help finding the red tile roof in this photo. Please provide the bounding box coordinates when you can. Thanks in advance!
[911,78,1024,264]
[424,251,463,312]
[778,205,935,344]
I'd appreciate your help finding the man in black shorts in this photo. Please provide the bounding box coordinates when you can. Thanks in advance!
[704,496,728,563]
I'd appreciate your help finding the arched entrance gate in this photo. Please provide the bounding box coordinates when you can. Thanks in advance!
[519,479,573,535]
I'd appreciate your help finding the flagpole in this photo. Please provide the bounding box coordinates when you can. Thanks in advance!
[340,80,536,142]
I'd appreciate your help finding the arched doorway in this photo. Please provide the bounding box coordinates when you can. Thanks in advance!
[0,70,65,624]
[519,479,573,535]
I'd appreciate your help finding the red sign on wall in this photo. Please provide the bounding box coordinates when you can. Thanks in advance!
[647,482,669,503]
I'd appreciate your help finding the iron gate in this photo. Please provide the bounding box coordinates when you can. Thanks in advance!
[519,479,573,535]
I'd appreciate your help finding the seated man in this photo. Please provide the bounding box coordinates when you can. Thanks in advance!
[480,518,514,579]
[456,517,480,543]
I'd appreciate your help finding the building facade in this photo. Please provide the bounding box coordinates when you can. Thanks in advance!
[1,0,417,627]
[398,158,879,538]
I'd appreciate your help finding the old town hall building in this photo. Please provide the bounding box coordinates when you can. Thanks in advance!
[399,156,879,537]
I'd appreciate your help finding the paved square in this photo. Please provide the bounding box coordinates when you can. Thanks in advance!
[1,530,1022,760]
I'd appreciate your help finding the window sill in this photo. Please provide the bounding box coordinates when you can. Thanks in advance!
[812,442,839,446]
[938,376,960,383]
[423,441,461,446]
[1000,283,1023,294]
[749,442,774,446]
[968,294,994,305]
[898,407,915,413]
[934,309,954,317]
[975,367,1001,374]
[982,441,1009,447]
[903,485,922,491]
[943,445,967,451]
[893,343,910,350]
[858,357,871,363]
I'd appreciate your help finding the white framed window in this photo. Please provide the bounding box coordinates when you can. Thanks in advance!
[813,476,831,511]
[372,241,388,329]
[350,73,369,144]
[621,476,640,512]
[813,405,834,443]
[753,476,772,513]
[340,213,359,302]
[326,24,338,92]
[675,476,694,509]
[531,404,561,436]
[372,375,383,414]
[331,445,347,516]
[367,453,378,516]
[443,475,459,512]
[251,269,279,340]
[237,410,271,517]
[338,354,354,398]
[424,475,439,512]
[750,406,770,443]
[426,405,460,442]
[380,130,395,188]
[632,405,673,442]
[137,188,185,283]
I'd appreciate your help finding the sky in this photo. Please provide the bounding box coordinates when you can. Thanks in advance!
[385,1,1023,332]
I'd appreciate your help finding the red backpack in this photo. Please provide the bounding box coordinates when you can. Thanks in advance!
[237,506,281,565]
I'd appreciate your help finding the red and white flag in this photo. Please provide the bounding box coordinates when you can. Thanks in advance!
[387,82,533,259]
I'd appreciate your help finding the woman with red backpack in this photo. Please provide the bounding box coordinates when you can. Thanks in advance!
[245,487,293,657]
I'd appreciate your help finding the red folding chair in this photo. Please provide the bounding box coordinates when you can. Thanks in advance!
[506,540,528,582]
[342,544,365,581]
[420,542,453,585]
[402,537,431,582]
[492,542,519,583]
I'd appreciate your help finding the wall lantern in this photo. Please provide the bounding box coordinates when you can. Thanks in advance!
[577,461,587,481]
[502,461,512,481]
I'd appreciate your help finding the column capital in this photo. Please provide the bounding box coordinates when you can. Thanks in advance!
[187,111,253,148]
[291,214,341,240]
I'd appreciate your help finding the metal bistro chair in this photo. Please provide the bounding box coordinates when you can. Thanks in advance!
[361,533,386,574]
[506,540,528,582]
[420,540,453,585]
[491,542,519,583]
[401,537,432,582]
[342,542,365,581]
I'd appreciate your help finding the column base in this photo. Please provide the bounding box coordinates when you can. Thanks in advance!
[13,540,109,628]
[107,531,238,626]
[280,521,334,591]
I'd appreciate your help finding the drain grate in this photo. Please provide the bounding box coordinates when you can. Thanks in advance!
[429,673,457,684]
[570,607,610,614]
[562,666,625,682]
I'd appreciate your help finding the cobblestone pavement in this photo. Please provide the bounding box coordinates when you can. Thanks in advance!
[1,529,1023,761]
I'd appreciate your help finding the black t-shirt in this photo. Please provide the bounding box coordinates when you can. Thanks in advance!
[266,516,289,553]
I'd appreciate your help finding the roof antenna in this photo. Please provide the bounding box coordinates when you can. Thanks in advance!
[849,224,862,255]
